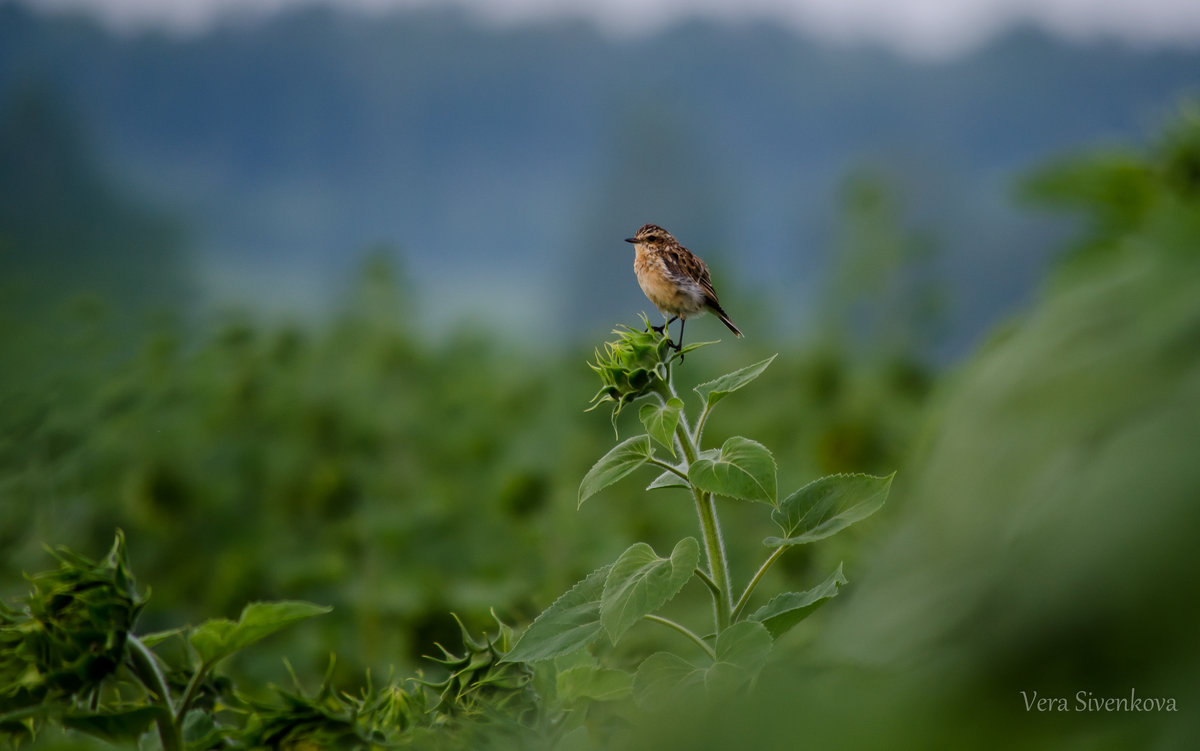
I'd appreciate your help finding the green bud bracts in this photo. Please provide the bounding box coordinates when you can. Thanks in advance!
[588,315,676,417]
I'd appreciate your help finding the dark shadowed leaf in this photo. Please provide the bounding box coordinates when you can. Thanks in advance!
[62,707,167,745]
[633,620,773,708]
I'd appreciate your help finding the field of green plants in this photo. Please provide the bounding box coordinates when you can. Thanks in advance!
[2,107,1199,749]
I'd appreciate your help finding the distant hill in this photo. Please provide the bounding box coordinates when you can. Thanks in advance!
[2,2,1197,354]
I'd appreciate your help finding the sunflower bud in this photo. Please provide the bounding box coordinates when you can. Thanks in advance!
[587,315,675,417]
[0,531,144,718]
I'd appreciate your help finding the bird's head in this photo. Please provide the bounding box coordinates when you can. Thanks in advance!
[625,224,675,248]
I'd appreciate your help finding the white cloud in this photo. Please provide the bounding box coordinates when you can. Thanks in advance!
[18,0,1200,57]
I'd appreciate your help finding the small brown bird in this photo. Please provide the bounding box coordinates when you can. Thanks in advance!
[625,223,743,351]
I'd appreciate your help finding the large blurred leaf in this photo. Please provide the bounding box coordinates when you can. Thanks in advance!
[578,435,653,507]
[633,621,773,708]
[601,538,699,644]
[189,601,331,666]
[688,437,777,506]
[503,566,610,664]
[766,473,892,547]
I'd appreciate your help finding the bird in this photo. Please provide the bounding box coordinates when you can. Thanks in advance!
[624,223,743,352]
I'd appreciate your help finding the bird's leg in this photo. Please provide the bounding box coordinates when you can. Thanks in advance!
[672,318,686,362]
[650,315,678,340]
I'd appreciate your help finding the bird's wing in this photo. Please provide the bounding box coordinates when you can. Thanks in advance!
[669,247,721,303]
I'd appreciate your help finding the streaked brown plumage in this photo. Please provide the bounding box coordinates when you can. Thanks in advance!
[624,223,742,350]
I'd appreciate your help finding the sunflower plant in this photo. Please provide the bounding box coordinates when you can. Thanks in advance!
[504,321,893,711]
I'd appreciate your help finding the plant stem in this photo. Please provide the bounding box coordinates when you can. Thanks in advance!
[646,455,688,480]
[175,662,210,726]
[666,372,732,633]
[731,545,788,621]
[692,567,720,599]
[643,614,716,660]
[126,635,183,751]
[692,401,715,445]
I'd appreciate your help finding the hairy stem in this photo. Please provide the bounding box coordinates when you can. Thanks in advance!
[731,545,788,621]
[692,567,720,599]
[665,369,732,633]
[126,635,183,751]
[643,614,716,660]
[646,455,688,480]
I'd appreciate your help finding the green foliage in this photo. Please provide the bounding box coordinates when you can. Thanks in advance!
[9,101,1200,746]
[0,537,556,750]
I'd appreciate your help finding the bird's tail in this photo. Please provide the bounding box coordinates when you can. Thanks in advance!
[708,300,743,338]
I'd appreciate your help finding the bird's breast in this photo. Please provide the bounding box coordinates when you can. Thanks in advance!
[634,250,705,316]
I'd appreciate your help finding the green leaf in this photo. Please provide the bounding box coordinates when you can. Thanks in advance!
[189,600,331,666]
[578,435,653,507]
[503,566,610,663]
[749,564,848,638]
[646,469,689,491]
[639,398,684,456]
[601,538,700,644]
[137,627,187,648]
[766,472,893,546]
[633,621,773,708]
[688,436,777,506]
[556,665,634,702]
[693,354,778,409]
[61,707,167,745]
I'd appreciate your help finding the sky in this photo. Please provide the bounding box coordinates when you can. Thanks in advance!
[17,0,1200,58]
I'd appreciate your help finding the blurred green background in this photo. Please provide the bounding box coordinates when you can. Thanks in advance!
[2,0,1199,746]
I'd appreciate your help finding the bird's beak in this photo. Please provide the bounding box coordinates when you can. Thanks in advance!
[624,237,637,244]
